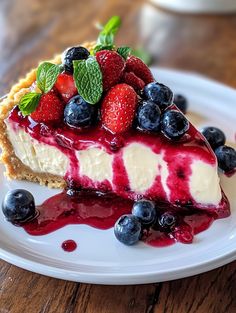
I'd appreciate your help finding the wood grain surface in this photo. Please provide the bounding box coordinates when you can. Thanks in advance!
[0,0,236,312]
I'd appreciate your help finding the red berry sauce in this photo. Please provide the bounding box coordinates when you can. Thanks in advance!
[61,240,77,252]
[21,190,230,247]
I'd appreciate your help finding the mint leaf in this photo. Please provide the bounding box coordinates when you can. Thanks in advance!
[117,46,131,60]
[73,57,103,104]
[131,48,152,66]
[19,92,41,116]
[36,62,60,93]
[93,16,121,53]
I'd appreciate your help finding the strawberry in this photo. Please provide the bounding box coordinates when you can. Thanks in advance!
[125,55,154,84]
[96,50,125,91]
[30,91,65,123]
[54,73,77,102]
[122,72,145,92]
[101,83,138,134]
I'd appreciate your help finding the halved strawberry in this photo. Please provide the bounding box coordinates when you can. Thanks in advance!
[30,91,65,123]
[125,55,154,84]
[101,83,138,134]
[96,50,125,91]
[54,73,77,102]
[122,72,145,92]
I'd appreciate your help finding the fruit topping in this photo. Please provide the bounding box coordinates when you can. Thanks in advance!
[62,46,90,74]
[125,55,154,84]
[54,73,77,102]
[101,83,137,134]
[114,214,142,245]
[122,72,145,92]
[132,200,157,226]
[158,212,177,232]
[2,189,36,224]
[30,91,64,123]
[137,100,161,132]
[161,110,189,140]
[201,126,226,150]
[64,95,97,128]
[174,94,188,114]
[215,145,236,173]
[142,82,173,111]
[96,50,125,91]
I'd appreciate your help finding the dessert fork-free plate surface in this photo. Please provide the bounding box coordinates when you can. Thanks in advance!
[0,68,235,285]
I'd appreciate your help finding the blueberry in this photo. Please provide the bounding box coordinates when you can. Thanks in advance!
[64,95,97,127]
[161,110,189,140]
[2,189,36,223]
[142,82,173,110]
[174,94,188,114]
[137,100,161,132]
[132,200,156,226]
[114,214,142,245]
[158,212,177,231]
[215,145,236,172]
[201,126,226,150]
[62,46,90,73]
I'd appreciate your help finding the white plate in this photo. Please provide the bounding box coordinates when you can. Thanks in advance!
[0,68,236,285]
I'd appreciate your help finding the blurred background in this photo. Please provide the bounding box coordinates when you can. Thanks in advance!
[1,0,236,95]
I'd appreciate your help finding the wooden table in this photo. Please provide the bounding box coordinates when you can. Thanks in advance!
[0,1,236,312]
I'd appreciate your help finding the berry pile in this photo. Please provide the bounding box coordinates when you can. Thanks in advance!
[19,40,192,140]
[114,200,178,245]
[17,14,192,141]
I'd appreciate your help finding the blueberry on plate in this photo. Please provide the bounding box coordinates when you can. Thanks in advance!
[161,110,189,140]
[158,212,177,232]
[62,46,90,73]
[2,189,36,224]
[201,126,226,150]
[137,100,161,132]
[142,82,173,111]
[64,95,97,127]
[215,145,236,172]
[174,94,188,114]
[132,200,156,226]
[114,214,142,245]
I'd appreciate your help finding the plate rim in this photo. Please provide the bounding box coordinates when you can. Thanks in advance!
[1,240,236,284]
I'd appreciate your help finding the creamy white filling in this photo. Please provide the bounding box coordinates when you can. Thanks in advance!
[123,143,169,195]
[76,147,113,183]
[6,123,222,206]
[6,125,68,176]
[190,160,222,205]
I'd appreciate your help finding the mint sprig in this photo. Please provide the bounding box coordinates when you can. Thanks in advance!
[19,92,41,116]
[73,57,103,104]
[117,46,132,60]
[36,62,60,93]
[93,16,121,53]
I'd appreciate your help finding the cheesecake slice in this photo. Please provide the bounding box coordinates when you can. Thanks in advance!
[0,38,230,217]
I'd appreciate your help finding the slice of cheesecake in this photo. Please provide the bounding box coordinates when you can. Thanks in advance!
[4,106,224,210]
[0,38,230,216]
